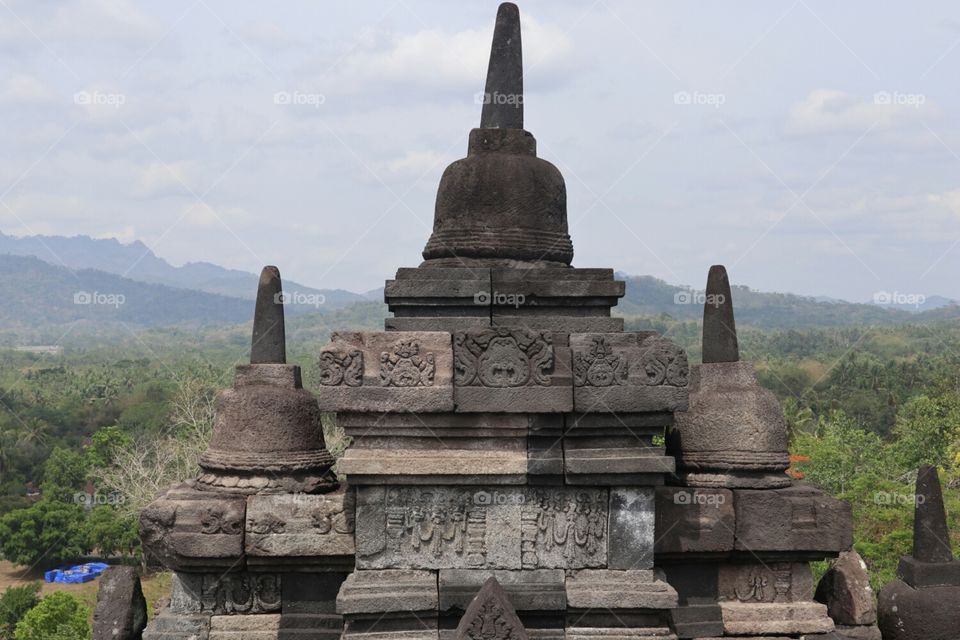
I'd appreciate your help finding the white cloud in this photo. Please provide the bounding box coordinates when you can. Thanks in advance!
[139,162,196,197]
[382,150,448,176]
[786,89,932,134]
[335,14,571,91]
[0,74,56,105]
[179,202,251,228]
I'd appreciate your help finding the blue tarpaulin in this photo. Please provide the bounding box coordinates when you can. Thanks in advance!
[44,562,109,584]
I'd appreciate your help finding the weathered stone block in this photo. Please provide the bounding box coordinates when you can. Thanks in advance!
[278,612,343,639]
[718,562,814,603]
[92,566,147,640]
[608,488,655,570]
[385,267,492,328]
[142,610,211,640]
[339,445,527,485]
[564,628,676,639]
[668,603,724,639]
[897,555,960,588]
[570,333,688,413]
[718,601,835,635]
[245,492,355,567]
[453,328,572,412]
[316,332,454,412]
[140,483,245,572]
[209,613,280,640]
[564,437,674,486]
[834,624,882,640]
[878,580,960,640]
[654,487,734,555]
[815,550,878,625]
[734,485,853,555]
[337,569,438,615]
[356,486,607,570]
[438,569,565,612]
[566,570,678,610]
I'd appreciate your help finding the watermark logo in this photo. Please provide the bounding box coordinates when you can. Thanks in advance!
[673,289,725,307]
[474,490,525,506]
[73,91,126,108]
[874,492,925,507]
[673,490,727,507]
[873,91,926,108]
[474,91,523,107]
[872,291,926,307]
[274,91,326,108]
[473,290,526,309]
[74,291,125,308]
[274,291,326,309]
[674,90,726,108]
[74,492,126,507]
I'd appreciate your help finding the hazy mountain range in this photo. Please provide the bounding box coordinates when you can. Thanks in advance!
[0,233,956,344]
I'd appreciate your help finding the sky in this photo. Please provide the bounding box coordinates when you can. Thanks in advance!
[2,0,960,302]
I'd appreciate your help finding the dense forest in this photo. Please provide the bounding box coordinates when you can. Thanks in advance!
[0,308,958,636]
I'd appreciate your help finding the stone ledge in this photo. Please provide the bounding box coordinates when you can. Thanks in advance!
[337,570,438,615]
[719,601,834,635]
[566,570,678,610]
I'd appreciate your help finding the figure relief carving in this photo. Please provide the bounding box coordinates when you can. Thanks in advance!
[520,490,606,569]
[380,339,436,387]
[573,336,628,387]
[379,489,487,564]
[318,348,363,386]
[638,336,688,387]
[199,505,242,535]
[455,328,553,388]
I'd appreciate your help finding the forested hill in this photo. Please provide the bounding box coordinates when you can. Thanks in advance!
[616,274,929,328]
[0,231,365,306]
[0,254,251,341]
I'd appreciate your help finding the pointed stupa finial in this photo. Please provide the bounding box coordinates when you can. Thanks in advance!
[480,3,523,129]
[913,465,953,563]
[250,266,286,364]
[701,265,739,364]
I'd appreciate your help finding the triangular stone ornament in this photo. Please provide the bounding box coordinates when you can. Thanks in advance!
[455,576,529,640]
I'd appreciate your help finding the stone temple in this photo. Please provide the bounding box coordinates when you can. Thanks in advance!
[113,3,956,640]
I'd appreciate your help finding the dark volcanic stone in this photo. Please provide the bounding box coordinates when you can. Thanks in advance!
[815,550,877,625]
[93,566,147,640]
[480,3,523,130]
[877,579,960,640]
[456,576,529,640]
[251,265,286,364]
[701,265,738,364]
[913,464,953,563]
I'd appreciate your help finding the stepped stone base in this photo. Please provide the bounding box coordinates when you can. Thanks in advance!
[565,628,676,639]
[208,614,280,639]
[719,601,835,635]
[142,611,211,640]
[834,624,882,640]
[668,603,723,638]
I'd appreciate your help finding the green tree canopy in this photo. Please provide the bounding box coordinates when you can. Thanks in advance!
[14,592,90,640]
[0,500,87,568]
